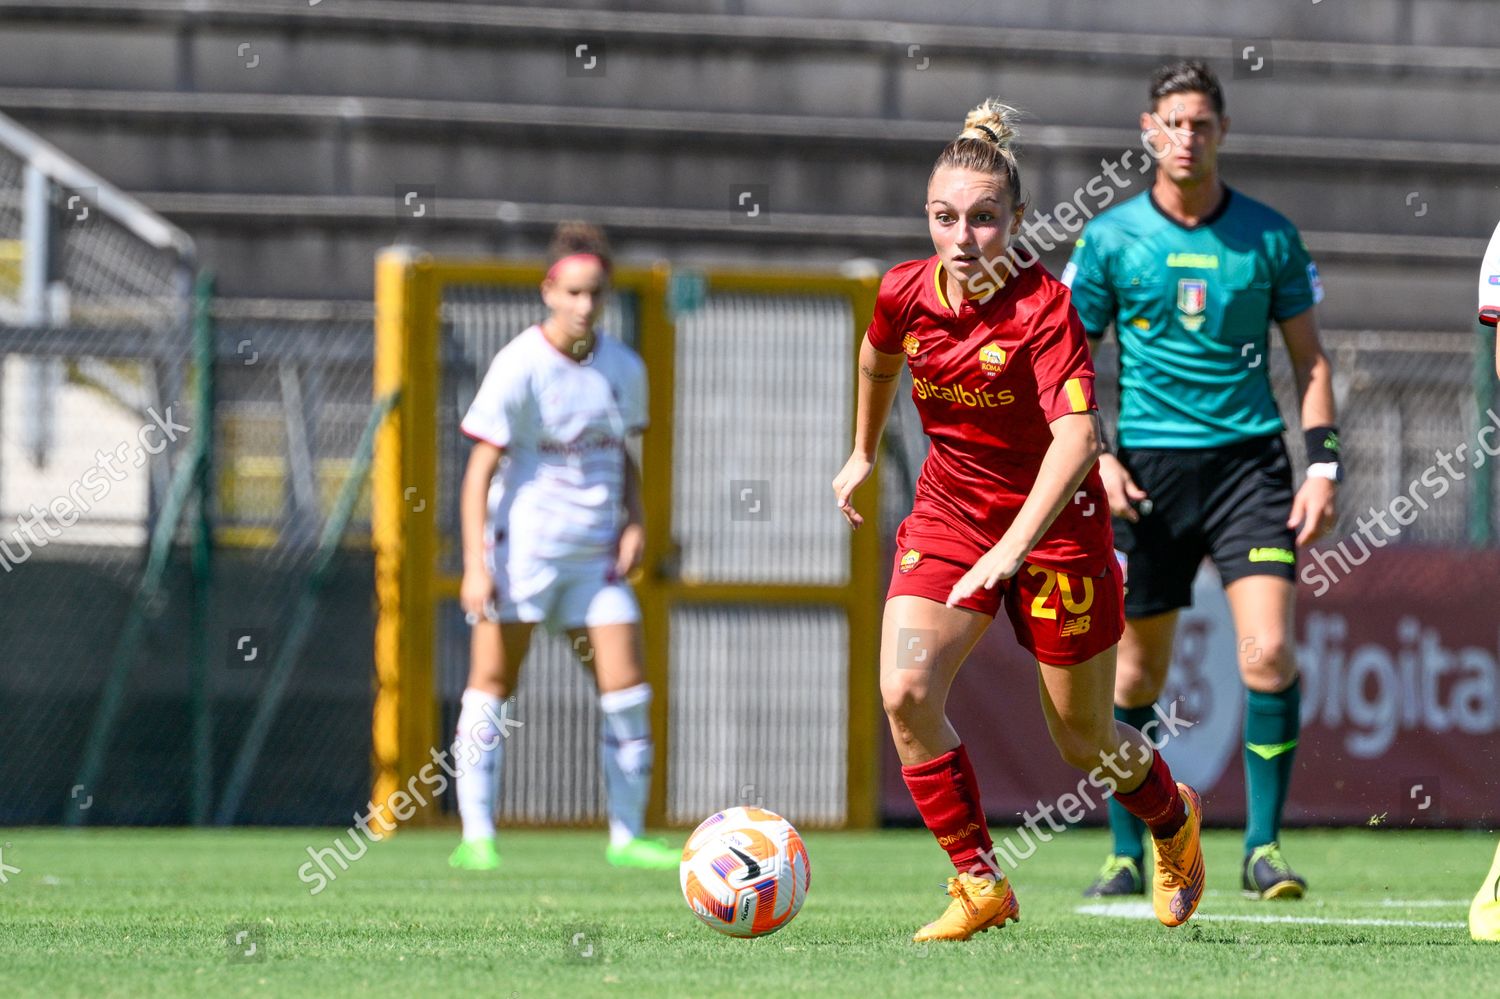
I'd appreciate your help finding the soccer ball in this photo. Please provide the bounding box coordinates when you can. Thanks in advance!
[679,806,811,937]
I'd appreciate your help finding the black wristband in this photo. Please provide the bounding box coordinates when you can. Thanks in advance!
[1304,425,1340,464]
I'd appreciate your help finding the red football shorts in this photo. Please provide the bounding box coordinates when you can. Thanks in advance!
[887,513,1125,666]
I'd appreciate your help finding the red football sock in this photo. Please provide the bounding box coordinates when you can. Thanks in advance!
[901,744,996,877]
[1114,749,1186,839]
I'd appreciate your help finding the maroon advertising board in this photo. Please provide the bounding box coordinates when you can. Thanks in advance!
[879,548,1500,829]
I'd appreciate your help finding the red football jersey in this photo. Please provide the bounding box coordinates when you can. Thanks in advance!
[867,255,1113,577]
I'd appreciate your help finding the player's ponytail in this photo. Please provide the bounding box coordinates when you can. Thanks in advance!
[959,98,1021,150]
[545,220,613,279]
[930,98,1024,206]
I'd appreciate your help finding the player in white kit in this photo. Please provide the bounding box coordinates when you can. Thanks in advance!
[448,222,676,871]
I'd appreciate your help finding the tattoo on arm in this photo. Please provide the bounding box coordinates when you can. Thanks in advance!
[860,363,898,383]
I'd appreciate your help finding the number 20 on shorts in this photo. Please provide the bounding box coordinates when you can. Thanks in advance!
[1026,564,1094,619]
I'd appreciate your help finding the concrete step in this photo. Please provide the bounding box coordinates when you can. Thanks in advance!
[5,90,1496,241]
[138,191,1484,334]
[417,0,1500,49]
[0,3,1495,141]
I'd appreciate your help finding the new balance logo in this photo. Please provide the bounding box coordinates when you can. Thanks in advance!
[1171,879,1204,921]
[1061,615,1092,637]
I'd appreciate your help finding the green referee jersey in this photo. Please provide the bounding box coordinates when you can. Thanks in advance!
[1062,188,1323,449]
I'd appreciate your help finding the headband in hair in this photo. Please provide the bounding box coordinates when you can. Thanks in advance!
[974,124,1001,144]
[545,252,611,282]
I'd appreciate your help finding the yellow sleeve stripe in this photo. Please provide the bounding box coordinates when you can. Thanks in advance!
[1064,377,1088,413]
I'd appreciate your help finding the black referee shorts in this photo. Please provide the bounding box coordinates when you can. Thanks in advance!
[1112,433,1297,618]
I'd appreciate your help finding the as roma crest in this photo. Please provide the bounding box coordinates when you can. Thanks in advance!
[977,341,1007,376]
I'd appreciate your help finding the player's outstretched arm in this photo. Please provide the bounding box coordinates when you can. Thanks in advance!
[946,411,1103,606]
[832,335,904,530]
[460,441,503,619]
[1279,307,1339,545]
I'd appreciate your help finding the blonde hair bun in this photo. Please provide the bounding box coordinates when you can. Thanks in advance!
[959,98,1022,149]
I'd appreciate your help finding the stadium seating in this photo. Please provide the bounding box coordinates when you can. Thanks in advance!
[0,0,1493,331]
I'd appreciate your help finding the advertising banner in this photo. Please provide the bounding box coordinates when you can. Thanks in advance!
[881,549,1500,829]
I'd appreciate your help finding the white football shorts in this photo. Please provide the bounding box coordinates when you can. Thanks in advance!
[483,534,639,632]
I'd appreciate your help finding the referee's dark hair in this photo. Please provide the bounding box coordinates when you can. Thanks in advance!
[1149,59,1226,117]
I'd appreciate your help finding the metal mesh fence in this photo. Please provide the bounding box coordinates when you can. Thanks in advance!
[1296,330,1492,544]
[213,309,376,542]
[54,202,187,332]
[427,280,863,828]
[0,299,382,826]
[671,294,854,587]
[0,144,23,301]
[667,603,848,826]
[208,305,378,825]
[0,108,382,826]
[664,290,857,825]
[0,137,198,825]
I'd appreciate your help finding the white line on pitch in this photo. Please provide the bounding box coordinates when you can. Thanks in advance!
[1075,901,1465,929]
[1378,898,1468,908]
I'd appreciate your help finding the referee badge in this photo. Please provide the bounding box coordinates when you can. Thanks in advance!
[1177,278,1207,332]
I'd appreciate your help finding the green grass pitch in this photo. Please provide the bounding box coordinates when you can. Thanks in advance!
[1,826,1493,996]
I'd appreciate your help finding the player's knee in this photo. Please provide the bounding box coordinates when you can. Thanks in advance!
[1240,635,1296,690]
[1055,737,1104,773]
[880,670,933,721]
[1051,723,1112,773]
[1114,669,1163,709]
[1115,641,1170,707]
[465,666,507,698]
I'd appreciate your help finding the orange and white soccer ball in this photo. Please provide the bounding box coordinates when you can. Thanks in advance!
[679,806,810,937]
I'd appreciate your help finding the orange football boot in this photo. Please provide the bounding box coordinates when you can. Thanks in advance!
[913,872,1021,942]
[1151,782,1206,927]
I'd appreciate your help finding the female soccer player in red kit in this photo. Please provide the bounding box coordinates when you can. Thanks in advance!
[832,99,1206,940]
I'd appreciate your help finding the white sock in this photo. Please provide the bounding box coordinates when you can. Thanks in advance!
[453,688,505,842]
[600,683,653,847]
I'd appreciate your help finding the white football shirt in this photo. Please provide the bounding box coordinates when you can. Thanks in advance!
[461,325,648,562]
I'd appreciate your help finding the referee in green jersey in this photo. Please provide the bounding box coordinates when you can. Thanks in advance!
[1064,60,1339,900]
